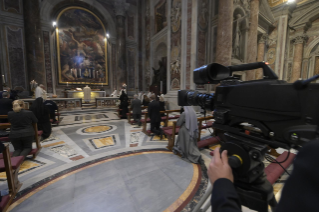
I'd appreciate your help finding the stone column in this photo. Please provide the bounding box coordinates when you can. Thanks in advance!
[246,0,259,80]
[114,0,129,88]
[23,0,46,85]
[215,0,233,66]
[256,34,268,79]
[291,35,308,83]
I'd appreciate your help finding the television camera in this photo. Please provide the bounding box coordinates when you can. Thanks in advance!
[178,62,319,212]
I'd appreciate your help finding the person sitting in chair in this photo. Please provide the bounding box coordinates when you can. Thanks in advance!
[8,100,38,158]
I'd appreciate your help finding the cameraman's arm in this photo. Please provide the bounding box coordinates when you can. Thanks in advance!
[208,147,241,212]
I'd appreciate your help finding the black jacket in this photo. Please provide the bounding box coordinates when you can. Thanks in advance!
[148,100,161,123]
[0,98,13,115]
[8,110,38,138]
[211,140,319,212]
[131,99,142,115]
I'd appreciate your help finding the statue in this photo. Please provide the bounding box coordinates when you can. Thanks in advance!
[83,85,91,103]
[152,60,166,86]
[232,14,246,60]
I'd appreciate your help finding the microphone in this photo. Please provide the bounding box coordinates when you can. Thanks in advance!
[293,75,319,90]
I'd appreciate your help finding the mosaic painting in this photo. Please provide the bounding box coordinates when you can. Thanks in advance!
[56,7,108,85]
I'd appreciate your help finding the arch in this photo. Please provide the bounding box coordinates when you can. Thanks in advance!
[40,0,116,38]
[289,1,319,28]
[154,42,167,68]
[304,36,319,58]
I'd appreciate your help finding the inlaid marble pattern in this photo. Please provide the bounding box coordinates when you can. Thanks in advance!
[89,135,116,149]
[49,145,78,158]
[74,114,108,121]
[76,124,117,135]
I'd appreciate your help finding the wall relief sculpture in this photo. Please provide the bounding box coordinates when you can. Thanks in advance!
[267,48,276,64]
[171,0,181,33]
[56,7,108,85]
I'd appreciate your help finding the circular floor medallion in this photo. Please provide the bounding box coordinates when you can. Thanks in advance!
[76,124,117,135]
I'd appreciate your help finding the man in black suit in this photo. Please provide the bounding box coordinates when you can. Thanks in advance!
[209,141,319,212]
[131,94,142,126]
[0,92,13,123]
[148,94,162,136]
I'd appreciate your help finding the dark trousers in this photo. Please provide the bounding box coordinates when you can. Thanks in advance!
[38,122,52,139]
[133,114,141,126]
[50,112,57,122]
[151,122,161,135]
[11,136,33,158]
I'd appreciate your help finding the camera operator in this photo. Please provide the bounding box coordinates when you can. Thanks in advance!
[208,141,319,212]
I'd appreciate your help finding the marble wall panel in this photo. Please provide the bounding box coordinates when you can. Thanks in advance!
[196,0,208,90]
[138,1,144,91]
[6,26,26,89]
[43,31,53,93]
[185,0,192,90]
[170,0,182,90]
[3,0,20,13]
[145,0,151,89]
[314,56,319,76]
[127,48,136,90]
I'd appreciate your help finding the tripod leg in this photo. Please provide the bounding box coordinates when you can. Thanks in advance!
[269,195,278,212]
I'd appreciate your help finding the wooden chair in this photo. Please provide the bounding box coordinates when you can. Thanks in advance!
[0,144,24,212]
[142,111,170,135]
[197,116,214,142]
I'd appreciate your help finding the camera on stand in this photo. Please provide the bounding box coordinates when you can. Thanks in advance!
[178,62,319,212]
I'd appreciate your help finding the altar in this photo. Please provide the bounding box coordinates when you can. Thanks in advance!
[64,91,106,102]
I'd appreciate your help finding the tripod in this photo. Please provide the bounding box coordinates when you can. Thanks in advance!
[220,133,278,212]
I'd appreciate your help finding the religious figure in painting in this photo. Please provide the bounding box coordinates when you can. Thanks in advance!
[57,8,107,85]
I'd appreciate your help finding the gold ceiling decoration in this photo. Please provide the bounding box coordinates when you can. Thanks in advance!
[268,0,308,7]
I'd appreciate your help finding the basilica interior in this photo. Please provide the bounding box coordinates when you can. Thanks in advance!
[0,0,318,211]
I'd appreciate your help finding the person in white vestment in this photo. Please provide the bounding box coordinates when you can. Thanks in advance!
[110,89,118,97]
[35,84,45,99]
[83,85,91,103]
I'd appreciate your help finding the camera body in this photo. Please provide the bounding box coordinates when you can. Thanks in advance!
[178,62,319,149]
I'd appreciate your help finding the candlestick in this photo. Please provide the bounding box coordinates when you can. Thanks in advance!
[2,75,5,84]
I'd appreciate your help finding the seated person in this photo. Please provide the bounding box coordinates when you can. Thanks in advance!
[8,100,38,158]
[131,94,142,126]
[30,97,51,140]
[43,96,58,123]
[0,92,13,123]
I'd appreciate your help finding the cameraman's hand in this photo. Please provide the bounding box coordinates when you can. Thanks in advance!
[208,147,234,185]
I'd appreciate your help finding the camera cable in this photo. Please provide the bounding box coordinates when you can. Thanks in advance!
[265,153,291,176]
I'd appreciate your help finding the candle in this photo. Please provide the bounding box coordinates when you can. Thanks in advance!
[2,75,5,84]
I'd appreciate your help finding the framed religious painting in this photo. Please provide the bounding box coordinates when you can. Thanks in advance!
[56,7,108,85]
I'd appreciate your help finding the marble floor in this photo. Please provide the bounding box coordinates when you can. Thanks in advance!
[0,108,293,212]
